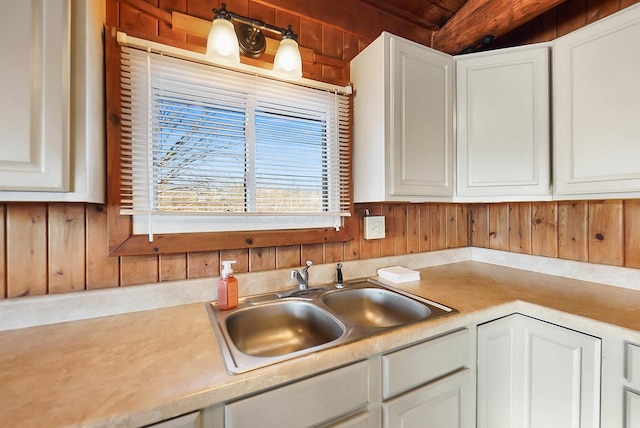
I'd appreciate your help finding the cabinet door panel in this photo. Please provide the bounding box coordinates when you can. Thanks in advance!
[626,389,640,428]
[0,0,70,191]
[553,4,640,197]
[225,361,369,427]
[456,46,550,199]
[383,369,472,428]
[389,37,454,198]
[478,314,601,428]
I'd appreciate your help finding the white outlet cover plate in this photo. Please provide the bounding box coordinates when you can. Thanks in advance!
[364,216,385,240]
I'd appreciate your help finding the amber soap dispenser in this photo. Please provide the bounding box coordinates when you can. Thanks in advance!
[217,260,238,310]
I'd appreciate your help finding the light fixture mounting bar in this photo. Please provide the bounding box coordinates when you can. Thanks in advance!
[212,3,297,39]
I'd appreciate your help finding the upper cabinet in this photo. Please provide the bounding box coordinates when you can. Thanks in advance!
[553,3,640,199]
[0,0,105,203]
[351,32,454,203]
[456,45,551,201]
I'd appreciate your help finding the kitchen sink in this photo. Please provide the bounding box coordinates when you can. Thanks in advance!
[322,287,431,327]
[224,301,344,357]
[206,278,457,374]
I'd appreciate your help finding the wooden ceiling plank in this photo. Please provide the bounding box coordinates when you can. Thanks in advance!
[251,0,432,46]
[432,0,567,54]
[358,0,441,30]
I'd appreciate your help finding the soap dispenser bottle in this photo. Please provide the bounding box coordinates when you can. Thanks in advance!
[218,260,238,310]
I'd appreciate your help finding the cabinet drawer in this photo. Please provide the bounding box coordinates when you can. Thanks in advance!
[382,328,469,399]
[626,342,640,388]
[225,360,369,427]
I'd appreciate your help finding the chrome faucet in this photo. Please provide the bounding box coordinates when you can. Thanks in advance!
[291,260,313,290]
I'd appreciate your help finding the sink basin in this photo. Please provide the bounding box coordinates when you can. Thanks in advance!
[225,301,344,357]
[206,278,457,374]
[322,287,431,327]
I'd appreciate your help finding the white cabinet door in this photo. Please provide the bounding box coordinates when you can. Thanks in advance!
[388,36,454,199]
[0,0,105,202]
[477,314,601,428]
[456,45,551,201]
[0,0,70,192]
[383,369,472,428]
[553,4,640,199]
[224,360,370,427]
[351,32,454,202]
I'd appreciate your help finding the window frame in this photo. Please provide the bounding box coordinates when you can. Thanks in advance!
[105,27,355,256]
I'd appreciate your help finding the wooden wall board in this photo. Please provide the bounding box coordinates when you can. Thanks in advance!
[588,200,624,266]
[187,251,220,278]
[558,201,589,262]
[407,204,420,254]
[159,253,188,282]
[86,205,120,289]
[275,245,301,269]
[120,255,159,286]
[48,204,86,294]
[430,204,449,250]
[249,247,277,272]
[6,205,47,297]
[531,202,558,257]
[489,203,510,251]
[418,204,431,252]
[625,200,640,268]
[380,204,396,257]
[471,204,490,249]
[508,203,532,254]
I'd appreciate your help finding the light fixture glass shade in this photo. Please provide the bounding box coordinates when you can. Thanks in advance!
[273,38,302,79]
[206,18,240,64]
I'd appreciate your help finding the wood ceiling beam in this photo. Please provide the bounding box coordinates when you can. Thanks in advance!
[432,0,567,54]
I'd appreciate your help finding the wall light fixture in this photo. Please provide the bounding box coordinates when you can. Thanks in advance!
[206,3,303,79]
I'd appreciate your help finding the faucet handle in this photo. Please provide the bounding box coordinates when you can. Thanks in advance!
[336,263,344,288]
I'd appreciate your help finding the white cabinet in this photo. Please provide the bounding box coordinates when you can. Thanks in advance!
[477,314,601,428]
[224,360,371,427]
[0,0,105,202]
[552,3,640,199]
[351,32,454,202]
[381,328,473,428]
[384,369,471,428]
[456,45,551,201]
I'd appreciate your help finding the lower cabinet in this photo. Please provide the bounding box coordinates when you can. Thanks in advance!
[477,314,601,428]
[224,360,371,427]
[218,327,472,428]
[383,369,471,428]
[381,328,473,428]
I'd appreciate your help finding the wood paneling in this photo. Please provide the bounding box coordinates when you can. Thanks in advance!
[1,0,640,300]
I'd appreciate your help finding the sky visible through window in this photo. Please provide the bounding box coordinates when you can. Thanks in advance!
[152,94,328,213]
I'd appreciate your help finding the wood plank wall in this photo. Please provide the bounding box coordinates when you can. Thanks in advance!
[1,0,639,299]
[470,201,640,268]
[0,203,466,298]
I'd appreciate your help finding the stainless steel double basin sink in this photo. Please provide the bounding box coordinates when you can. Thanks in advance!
[205,278,457,374]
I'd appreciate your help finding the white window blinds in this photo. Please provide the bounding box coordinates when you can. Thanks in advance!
[119,42,351,236]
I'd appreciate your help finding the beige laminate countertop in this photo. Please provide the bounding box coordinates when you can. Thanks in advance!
[2,261,640,427]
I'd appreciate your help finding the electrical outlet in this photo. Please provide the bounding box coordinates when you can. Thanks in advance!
[364,216,385,240]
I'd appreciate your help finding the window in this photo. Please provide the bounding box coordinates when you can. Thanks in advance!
[118,39,351,239]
